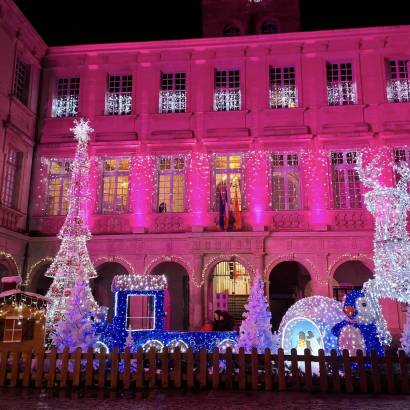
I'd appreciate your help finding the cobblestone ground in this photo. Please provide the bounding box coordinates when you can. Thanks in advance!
[0,388,409,410]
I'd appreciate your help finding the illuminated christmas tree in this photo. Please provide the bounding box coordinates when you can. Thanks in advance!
[45,119,99,335]
[237,271,277,353]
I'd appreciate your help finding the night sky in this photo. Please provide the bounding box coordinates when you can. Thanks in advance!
[14,0,410,46]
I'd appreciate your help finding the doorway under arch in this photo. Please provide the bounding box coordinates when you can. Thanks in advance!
[208,260,251,328]
[28,263,53,296]
[93,262,129,321]
[332,260,373,302]
[269,261,311,331]
[0,262,14,292]
[151,262,189,331]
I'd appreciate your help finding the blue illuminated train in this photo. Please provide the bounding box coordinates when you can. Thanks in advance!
[96,274,237,352]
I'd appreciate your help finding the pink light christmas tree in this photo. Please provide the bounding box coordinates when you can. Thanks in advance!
[45,119,100,335]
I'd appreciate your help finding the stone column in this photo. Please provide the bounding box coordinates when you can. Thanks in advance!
[189,254,204,330]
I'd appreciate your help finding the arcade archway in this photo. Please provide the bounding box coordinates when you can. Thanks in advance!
[151,262,189,331]
[269,261,311,330]
[332,260,373,302]
[28,262,53,296]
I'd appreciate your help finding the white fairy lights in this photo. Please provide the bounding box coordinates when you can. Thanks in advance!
[111,274,167,292]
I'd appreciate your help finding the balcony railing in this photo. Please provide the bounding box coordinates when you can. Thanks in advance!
[105,92,132,115]
[214,88,241,111]
[52,95,79,118]
[269,85,297,108]
[0,205,23,232]
[159,90,186,113]
[327,81,356,106]
[387,79,410,103]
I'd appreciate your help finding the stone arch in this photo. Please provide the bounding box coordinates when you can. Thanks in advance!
[93,256,135,275]
[328,254,374,281]
[267,259,313,331]
[27,259,53,296]
[0,251,20,278]
[264,254,318,282]
[203,254,255,283]
[92,262,129,321]
[145,255,194,279]
[150,261,190,331]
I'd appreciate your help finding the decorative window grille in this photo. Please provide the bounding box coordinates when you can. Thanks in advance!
[157,156,185,212]
[386,60,410,103]
[105,75,132,115]
[52,78,80,118]
[214,70,241,111]
[3,317,23,343]
[393,148,410,184]
[223,25,241,36]
[13,59,30,105]
[269,66,297,108]
[159,72,186,113]
[331,151,362,209]
[261,21,278,34]
[101,159,130,214]
[214,154,242,210]
[46,160,72,216]
[1,149,21,209]
[326,62,356,106]
[271,153,300,210]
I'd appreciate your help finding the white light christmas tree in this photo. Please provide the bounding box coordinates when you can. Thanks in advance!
[401,306,410,355]
[237,271,277,353]
[52,276,97,352]
[45,119,100,334]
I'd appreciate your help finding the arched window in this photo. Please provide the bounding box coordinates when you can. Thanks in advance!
[223,25,241,37]
[261,21,278,34]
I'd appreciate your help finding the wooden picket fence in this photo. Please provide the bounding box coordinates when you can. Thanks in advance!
[0,346,410,394]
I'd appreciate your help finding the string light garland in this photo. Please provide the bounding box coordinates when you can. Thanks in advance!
[0,251,21,277]
[24,257,54,286]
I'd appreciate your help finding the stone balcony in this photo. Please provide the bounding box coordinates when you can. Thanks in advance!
[0,205,24,233]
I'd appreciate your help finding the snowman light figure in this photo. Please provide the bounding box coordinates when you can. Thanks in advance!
[332,290,384,357]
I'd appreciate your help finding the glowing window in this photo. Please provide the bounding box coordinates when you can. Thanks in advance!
[272,153,300,210]
[214,70,241,111]
[3,317,23,343]
[52,77,80,117]
[387,60,410,103]
[46,160,72,216]
[157,157,185,212]
[1,149,22,209]
[159,72,186,113]
[326,62,356,106]
[105,74,132,115]
[269,66,297,108]
[331,151,362,209]
[101,158,130,214]
[126,295,155,330]
[214,155,242,210]
[13,59,30,105]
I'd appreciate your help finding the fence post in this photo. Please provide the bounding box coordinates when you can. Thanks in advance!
[199,348,207,388]
[225,347,233,389]
[384,348,395,394]
[60,347,70,388]
[97,347,106,388]
[110,347,119,390]
[277,348,286,391]
[251,348,259,391]
[47,347,57,388]
[238,347,246,390]
[174,347,182,389]
[85,347,94,387]
[356,350,368,393]
[161,347,169,388]
[0,349,8,386]
[122,347,131,390]
[148,348,157,388]
[22,350,32,387]
[136,347,144,388]
[212,347,220,389]
[330,350,341,393]
[186,348,194,389]
[10,350,21,387]
[318,349,328,393]
[264,348,272,391]
[342,350,353,393]
[290,348,300,390]
[398,349,409,394]
[73,347,82,387]
[35,346,45,388]
[304,349,313,392]
[370,350,381,393]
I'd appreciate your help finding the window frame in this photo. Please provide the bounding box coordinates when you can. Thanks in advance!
[100,158,131,214]
[156,156,186,213]
[159,72,187,114]
[326,61,357,106]
[105,74,133,115]
[269,65,298,109]
[213,69,241,112]
[330,150,363,210]
[13,58,30,106]
[3,316,23,343]
[1,149,22,209]
[212,154,243,211]
[46,159,72,216]
[386,59,410,103]
[52,77,80,118]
